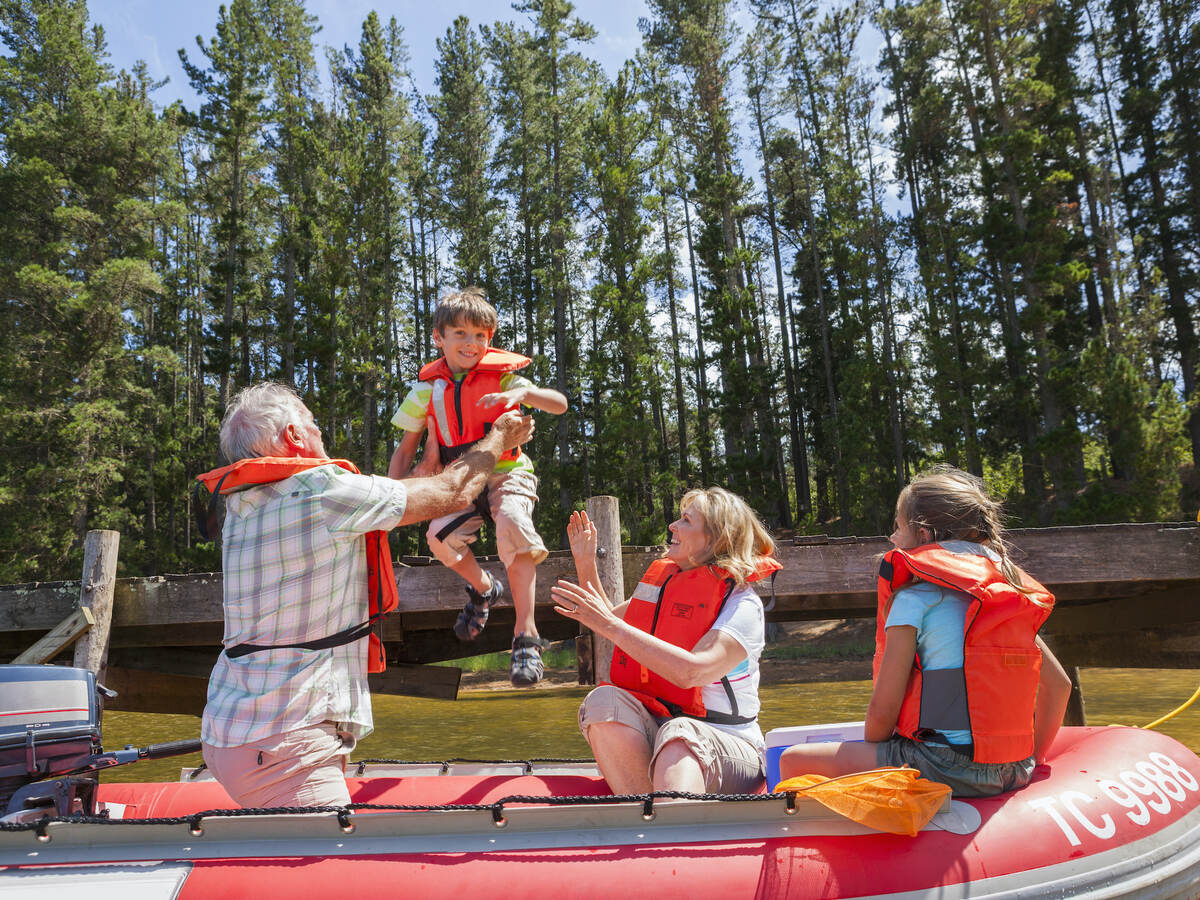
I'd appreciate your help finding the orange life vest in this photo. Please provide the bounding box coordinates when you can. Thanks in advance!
[195,457,399,674]
[873,544,1054,764]
[418,348,531,465]
[608,556,782,723]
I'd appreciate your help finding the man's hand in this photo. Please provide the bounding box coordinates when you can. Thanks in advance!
[399,410,533,527]
[491,409,534,452]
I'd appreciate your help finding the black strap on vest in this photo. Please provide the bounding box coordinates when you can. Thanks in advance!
[437,421,494,465]
[193,470,233,541]
[225,619,374,660]
[763,569,778,612]
[878,556,895,582]
[432,490,493,542]
[658,697,758,726]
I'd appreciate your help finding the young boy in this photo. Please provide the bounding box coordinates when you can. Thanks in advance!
[388,287,568,686]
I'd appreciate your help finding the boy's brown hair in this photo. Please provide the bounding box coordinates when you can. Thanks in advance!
[433,287,498,334]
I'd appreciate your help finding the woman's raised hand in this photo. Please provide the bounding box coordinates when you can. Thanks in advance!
[551,579,614,632]
[567,509,598,563]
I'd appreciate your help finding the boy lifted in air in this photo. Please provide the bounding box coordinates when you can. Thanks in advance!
[389,288,567,686]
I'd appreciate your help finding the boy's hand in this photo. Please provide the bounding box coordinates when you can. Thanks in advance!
[567,510,597,564]
[410,418,442,477]
[477,387,527,411]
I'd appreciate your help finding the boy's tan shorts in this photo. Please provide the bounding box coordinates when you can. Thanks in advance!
[578,684,765,794]
[202,722,355,808]
[426,469,548,569]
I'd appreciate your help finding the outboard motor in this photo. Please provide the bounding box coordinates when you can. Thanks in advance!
[0,664,200,821]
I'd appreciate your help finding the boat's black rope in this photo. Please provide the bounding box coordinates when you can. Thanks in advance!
[349,757,594,775]
[0,789,793,836]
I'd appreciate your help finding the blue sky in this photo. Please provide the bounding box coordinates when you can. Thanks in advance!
[88,0,652,109]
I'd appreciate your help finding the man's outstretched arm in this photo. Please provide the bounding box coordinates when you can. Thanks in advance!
[397,409,534,526]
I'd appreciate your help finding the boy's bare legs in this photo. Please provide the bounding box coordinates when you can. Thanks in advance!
[445,548,494,596]
[508,552,538,638]
[507,552,546,685]
[442,538,503,643]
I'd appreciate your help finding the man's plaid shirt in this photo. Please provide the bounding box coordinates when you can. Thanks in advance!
[201,465,407,748]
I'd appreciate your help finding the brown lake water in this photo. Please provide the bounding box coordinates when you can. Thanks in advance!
[99,668,1200,784]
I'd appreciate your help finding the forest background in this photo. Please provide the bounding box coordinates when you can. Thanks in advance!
[1,0,1197,584]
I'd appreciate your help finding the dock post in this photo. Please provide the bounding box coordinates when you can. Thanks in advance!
[1064,665,1087,726]
[72,530,120,678]
[576,496,623,685]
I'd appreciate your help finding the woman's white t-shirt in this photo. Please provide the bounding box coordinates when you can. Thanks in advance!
[703,585,766,753]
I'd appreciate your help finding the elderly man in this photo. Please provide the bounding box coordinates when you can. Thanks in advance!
[197,382,534,809]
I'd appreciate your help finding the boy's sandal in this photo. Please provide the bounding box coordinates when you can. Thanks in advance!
[510,633,549,686]
[453,578,504,642]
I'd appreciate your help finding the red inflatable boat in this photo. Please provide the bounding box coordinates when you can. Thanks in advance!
[3,668,1200,897]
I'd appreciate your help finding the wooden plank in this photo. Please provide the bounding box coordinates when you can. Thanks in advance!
[1042,586,1200,634]
[102,666,208,716]
[0,581,80,631]
[369,663,461,700]
[12,607,94,664]
[1,525,1198,674]
[1044,626,1200,669]
[107,647,219,678]
[73,530,120,677]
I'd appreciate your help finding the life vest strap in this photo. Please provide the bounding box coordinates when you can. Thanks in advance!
[437,421,495,465]
[225,618,374,659]
[193,470,233,541]
[432,491,493,543]
[657,697,757,726]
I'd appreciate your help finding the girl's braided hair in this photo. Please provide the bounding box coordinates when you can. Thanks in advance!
[896,465,1045,603]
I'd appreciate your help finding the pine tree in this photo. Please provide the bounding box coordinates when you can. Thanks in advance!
[431,16,496,287]
[0,0,178,578]
[179,0,272,412]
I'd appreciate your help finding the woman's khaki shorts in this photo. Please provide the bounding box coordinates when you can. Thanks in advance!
[202,722,355,808]
[426,469,548,569]
[578,684,764,793]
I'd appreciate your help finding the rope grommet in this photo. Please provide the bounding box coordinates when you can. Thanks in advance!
[188,816,205,836]
[338,811,355,834]
[784,793,798,816]
[35,822,51,843]
[491,805,507,828]
[641,797,656,822]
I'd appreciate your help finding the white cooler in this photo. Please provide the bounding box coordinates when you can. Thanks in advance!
[765,721,866,791]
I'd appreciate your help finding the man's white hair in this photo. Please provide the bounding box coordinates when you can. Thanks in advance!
[219,383,307,463]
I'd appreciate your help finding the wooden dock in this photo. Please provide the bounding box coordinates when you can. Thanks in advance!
[2,521,1198,716]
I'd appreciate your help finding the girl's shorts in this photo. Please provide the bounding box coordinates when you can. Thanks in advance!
[876,735,1035,797]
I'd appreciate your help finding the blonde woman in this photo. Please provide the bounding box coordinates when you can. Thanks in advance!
[779,466,1072,796]
[552,487,780,794]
